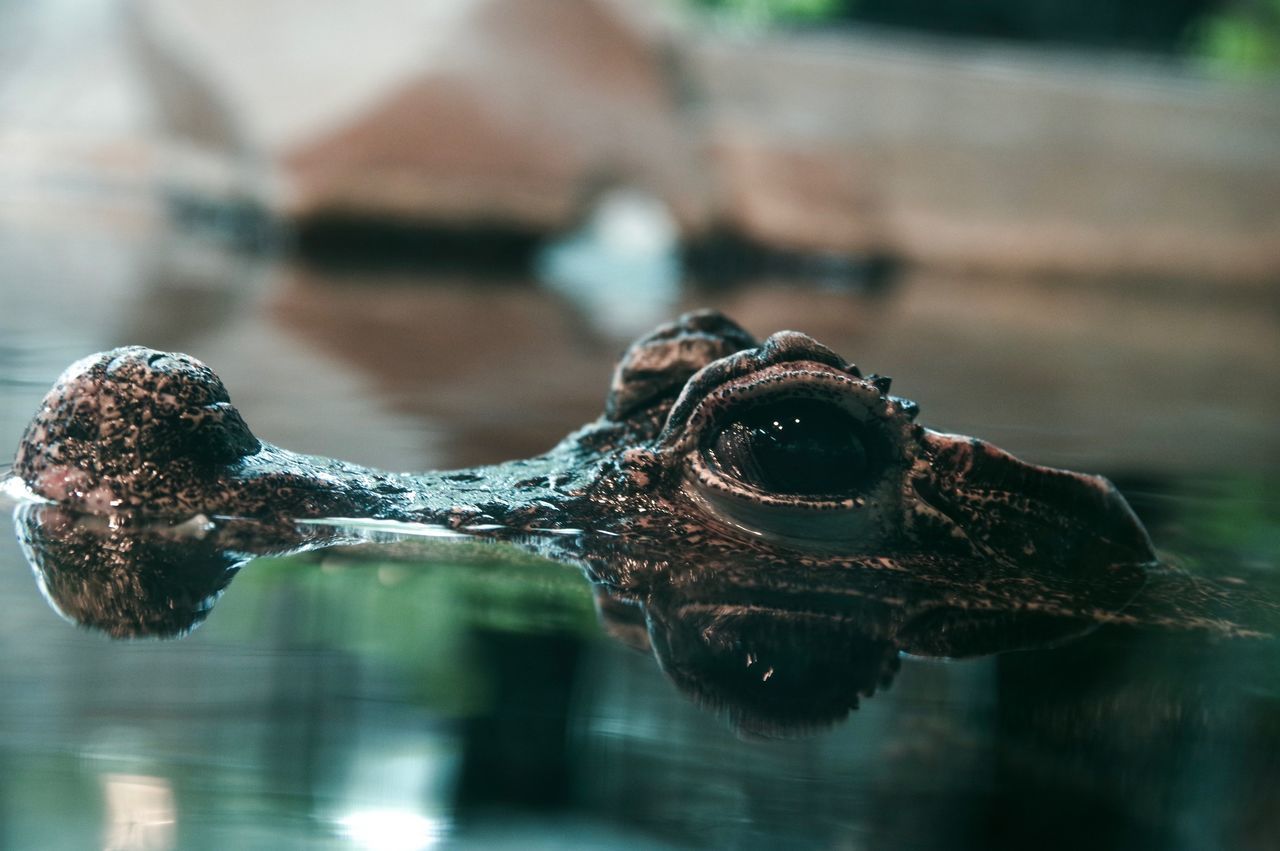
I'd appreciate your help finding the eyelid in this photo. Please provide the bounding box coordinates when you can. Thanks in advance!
[661,365,924,546]
[658,364,881,456]
[679,376,897,513]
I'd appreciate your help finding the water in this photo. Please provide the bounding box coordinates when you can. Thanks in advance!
[1,218,1278,850]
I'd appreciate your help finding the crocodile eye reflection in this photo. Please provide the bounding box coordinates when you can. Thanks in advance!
[702,398,884,497]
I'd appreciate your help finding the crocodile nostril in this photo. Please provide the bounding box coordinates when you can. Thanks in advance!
[14,346,264,516]
[60,417,95,442]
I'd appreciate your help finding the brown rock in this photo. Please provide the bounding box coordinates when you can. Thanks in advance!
[696,34,1280,283]
[283,0,708,233]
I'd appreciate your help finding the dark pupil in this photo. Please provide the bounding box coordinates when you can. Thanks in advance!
[706,399,880,496]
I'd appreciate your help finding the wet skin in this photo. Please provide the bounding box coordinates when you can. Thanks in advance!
[12,310,1153,572]
[13,311,1278,735]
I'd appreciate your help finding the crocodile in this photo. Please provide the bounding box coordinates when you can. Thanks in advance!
[12,310,1154,571]
[14,310,1279,735]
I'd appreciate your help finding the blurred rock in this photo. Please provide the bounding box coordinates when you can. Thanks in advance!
[280,0,708,234]
[127,0,1280,283]
[696,33,1280,284]
[706,136,885,257]
[0,0,265,241]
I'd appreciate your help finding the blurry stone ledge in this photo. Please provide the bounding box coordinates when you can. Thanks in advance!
[0,0,270,246]
[695,34,1280,286]
[80,0,1280,283]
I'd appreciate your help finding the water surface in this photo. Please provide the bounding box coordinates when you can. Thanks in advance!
[1,219,1277,850]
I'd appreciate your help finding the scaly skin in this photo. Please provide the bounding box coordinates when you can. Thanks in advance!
[12,310,1154,577]
[22,313,1277,736]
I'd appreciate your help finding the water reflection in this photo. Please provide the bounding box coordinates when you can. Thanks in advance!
[337,810,445,851]
[13,494,1274,739]
[102,773,177,851]
[14,503,352,638]
[3,203,1277,847]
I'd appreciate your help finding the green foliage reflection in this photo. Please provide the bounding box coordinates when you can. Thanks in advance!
[1172,477,1280,567]
[1193,0,1280,74]
[688,0,1280,73]
[205,544,598,717]
[691,0,842,25]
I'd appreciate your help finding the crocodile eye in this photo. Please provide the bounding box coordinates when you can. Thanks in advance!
[703,398,884,497]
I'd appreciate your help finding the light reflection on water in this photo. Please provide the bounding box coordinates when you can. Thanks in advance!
[337,810,446,851]
[101,773,177,851]
[1,474,1278,849]
[1,220,1278,849]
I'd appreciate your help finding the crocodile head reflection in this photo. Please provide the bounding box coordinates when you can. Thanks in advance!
[13,500,1267,738]
[12,310,1154,576]
[20,310,1270,736]
[13,500,1145,737]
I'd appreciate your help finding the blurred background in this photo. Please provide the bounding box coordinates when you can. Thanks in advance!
[1,1,1278,848]
[2,0,1278,470]
[2,0,1278,472]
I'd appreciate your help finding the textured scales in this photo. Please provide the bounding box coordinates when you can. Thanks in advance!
[18,312,1276,736]
[13,310,1154,574]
